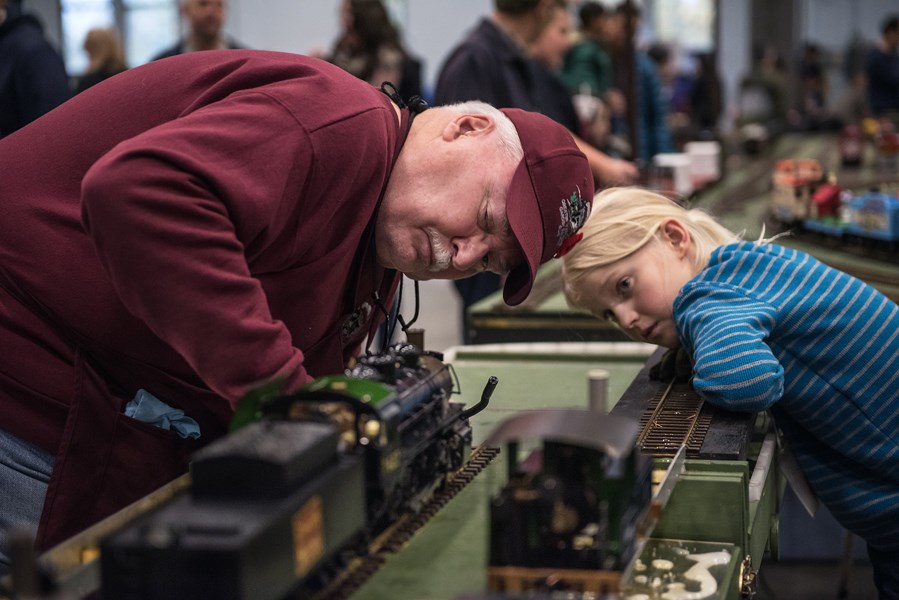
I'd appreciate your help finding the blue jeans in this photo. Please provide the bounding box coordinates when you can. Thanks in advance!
[0,429,54,576]
[869,544,899,600]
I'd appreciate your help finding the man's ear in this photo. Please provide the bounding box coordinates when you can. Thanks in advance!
[441,114,494,141]
[660,218,691,257]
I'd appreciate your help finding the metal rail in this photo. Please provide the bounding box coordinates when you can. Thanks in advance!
[310,445,501,600]
[636,381,712,457]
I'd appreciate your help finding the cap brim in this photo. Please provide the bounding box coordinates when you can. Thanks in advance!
[502,159,542,306]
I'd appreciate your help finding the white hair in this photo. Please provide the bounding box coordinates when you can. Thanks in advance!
[439,100,524,164]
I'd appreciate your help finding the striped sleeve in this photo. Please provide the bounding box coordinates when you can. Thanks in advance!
[677,283,783,412]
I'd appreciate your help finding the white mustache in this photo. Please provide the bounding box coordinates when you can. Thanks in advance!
[426,228,453,272]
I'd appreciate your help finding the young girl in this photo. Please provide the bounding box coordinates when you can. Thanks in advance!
[562,187,899,597]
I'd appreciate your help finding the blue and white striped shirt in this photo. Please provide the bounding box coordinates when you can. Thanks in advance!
[674,242,899,551]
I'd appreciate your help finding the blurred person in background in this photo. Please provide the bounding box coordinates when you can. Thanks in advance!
[436,0,636,186]
[647,42,692,148]
[797,42,827,123]
[528,1,579,134]
[866,13,899,117]
[735,44,790,152]
[74,27,127,94]
[562,1,623,156]
[0,0,70,138]
[152,0,243,60]
[688,51,723,139]
[328,0,423,102]
[562,1,613,100]
[601,3,673,164]
[529,1,611,154]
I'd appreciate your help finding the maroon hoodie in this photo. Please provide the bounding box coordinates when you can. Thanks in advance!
[0,50,404,547]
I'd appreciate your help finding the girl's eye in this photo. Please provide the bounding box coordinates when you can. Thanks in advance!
[616,277,632,294]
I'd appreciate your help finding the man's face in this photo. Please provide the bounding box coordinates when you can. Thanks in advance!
[376,115,525,282]
[531,6,574,71]
[887,27,899,50]
[185,0,225,38]
[602,12,627,48]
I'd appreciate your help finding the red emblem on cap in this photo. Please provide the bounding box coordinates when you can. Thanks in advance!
[555,187,590,255]
[554,232,583,258]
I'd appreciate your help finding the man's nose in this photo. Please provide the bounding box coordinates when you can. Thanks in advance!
[452,236,488,271]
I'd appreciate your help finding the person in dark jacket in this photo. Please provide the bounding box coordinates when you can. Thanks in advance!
[0,0,70,138]
[151,0,243,60]
[866,13,899,117]
[0,50,594,571]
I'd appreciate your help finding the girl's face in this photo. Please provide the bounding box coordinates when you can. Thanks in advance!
[579,220,699,348]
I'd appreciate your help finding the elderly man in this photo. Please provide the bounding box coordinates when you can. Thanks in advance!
[152,0,243,59]
[0,50,593,568]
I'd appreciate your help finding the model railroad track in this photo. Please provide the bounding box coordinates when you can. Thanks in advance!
[637,381,712,458]
[310,445,501,600]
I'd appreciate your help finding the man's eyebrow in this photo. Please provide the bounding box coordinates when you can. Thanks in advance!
[480,189,492,229]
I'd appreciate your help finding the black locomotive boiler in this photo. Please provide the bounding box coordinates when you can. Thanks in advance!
[99,343,495,600]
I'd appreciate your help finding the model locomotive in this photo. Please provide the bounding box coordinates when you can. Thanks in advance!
[99,343,495,600]
[770,158,899,249]
[483,410,653,596]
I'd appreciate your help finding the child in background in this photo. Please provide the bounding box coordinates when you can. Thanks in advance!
[561,187,899,597]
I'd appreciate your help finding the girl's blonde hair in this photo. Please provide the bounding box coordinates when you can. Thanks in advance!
[562,187,740,312]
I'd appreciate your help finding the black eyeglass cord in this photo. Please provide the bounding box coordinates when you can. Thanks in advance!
[379,81,429,115]
[369,278,420,353]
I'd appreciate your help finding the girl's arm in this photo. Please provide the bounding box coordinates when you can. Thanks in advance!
[677,284,784,412]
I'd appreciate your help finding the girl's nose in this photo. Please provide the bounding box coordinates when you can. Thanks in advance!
[613,304,639,329]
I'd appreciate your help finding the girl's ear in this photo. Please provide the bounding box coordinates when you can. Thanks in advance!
[660,218,691,258]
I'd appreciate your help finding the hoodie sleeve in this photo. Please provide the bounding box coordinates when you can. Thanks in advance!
[676,282,784,412]
[80,91,314,406]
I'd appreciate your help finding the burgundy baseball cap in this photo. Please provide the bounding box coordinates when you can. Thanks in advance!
[500,108,594,306]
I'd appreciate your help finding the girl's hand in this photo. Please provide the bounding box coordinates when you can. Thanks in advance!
[649,347,693,381]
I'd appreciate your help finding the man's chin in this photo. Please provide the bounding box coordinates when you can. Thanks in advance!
[404,271,437,282]
[405,269,470,282]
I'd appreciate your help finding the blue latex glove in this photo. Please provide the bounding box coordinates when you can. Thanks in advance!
[124,389,201,440]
